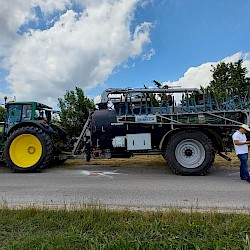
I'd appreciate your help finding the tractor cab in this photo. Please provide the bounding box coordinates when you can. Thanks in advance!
[4,102,53,134]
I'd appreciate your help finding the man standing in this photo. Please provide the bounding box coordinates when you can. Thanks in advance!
[232,124,250,182]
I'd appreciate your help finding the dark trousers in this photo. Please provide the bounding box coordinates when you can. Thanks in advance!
[238,153,250,180]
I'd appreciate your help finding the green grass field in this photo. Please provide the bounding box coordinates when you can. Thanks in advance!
[0,207,250,249]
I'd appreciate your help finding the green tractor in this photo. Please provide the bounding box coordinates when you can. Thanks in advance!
[0,101,69,172]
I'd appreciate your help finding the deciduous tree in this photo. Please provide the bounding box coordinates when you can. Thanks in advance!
[0,106,6,122]
[209,59,250,99]
[58,87,94,137]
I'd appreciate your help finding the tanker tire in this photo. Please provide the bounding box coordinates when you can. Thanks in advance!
[4,126,53,173]
[163,130,215,175]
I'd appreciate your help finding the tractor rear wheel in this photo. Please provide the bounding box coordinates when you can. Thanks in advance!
[163,130,215,175]
[4,126,53,172]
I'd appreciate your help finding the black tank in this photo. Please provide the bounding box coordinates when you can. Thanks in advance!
[91,109,117,129]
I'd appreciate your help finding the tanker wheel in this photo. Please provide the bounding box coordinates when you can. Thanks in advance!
[4,126,53,173]
[163,130,215,175]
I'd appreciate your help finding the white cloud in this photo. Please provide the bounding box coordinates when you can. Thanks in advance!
[142,48,155,61]
[0,0,70,55]
[37,0,70,14]
[1,0,152,107]
[0,0,29,59]
[94,95,101,104]
[162,52,250,90]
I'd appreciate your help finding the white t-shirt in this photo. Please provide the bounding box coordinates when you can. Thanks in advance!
[232,130,249,155]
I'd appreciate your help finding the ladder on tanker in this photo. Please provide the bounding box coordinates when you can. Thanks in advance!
[71,115,91,155]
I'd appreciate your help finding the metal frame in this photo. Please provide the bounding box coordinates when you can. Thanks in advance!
[99,87,250,127]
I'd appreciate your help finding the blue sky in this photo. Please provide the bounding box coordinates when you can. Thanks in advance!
[0,0,249,107]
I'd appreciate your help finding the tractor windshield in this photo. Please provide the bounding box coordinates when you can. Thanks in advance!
[9,104,33,122]
[6,104,32,133]
[7,104,22,125]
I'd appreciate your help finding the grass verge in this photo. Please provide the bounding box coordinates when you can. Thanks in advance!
[0,207,250,249]
[64,152,242,168]
[0,152,243,170]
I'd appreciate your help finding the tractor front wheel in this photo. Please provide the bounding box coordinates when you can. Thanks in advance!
[4,126,53,172]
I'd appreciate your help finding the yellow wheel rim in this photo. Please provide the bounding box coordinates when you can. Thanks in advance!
[9,134,42,168]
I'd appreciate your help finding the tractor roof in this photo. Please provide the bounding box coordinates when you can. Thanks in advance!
[6,101,52,109]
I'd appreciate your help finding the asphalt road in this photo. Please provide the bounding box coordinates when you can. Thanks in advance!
[0,163,250,212]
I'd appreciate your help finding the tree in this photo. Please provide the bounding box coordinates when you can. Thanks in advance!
[58,87,95,137]
[0,106,6,122]
[209,59,250,99]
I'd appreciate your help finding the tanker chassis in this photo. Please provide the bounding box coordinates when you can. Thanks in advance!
[72,87,250,175]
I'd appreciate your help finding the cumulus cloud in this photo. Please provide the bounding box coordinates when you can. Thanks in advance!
[1,0,152,106]
[162,52,250,90]
[0,0,30,58]
[0,0,70,55]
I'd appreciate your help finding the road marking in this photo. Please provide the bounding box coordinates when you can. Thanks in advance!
[228,172,239,176]
[80,170,122,178]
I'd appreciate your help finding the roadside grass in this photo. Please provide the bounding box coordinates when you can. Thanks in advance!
[64,152,242,168]
[0,207,250,249]
[0,151,243,170]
